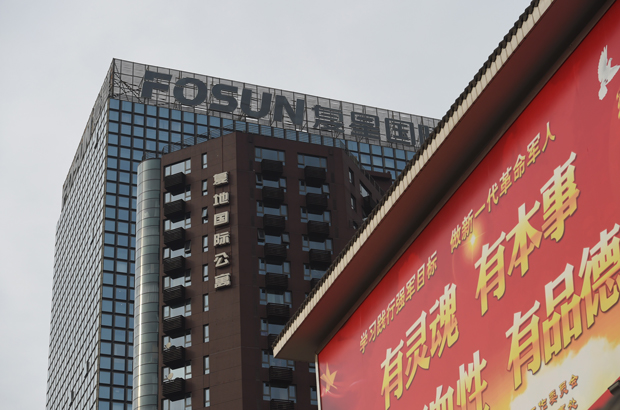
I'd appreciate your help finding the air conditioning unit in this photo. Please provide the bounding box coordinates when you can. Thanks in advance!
[214,273,232,289]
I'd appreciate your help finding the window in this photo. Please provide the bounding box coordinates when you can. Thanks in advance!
[204,356,210,375]
[262,350,295,369]
[298,154,326,168]
[301,208,331,224]
[203,294,209,312]
[165,185,191,203]
[302,236,332,252]
[163,363,191,380]
[351,195,356,210]
[203,325,209,343]
[349,168,354,184]
[163,331,191,348]
[304,264,326,281]
[258,259,290,276]
[164,270,191,289]
[260,289,292,307]
[163,300,191,318]
[257,202,288,218]
[202,236,209,252]
[309,363,316,373]
[256,174,286,190]
[299,180,329,195]
[204,388,210,407]
[164,159,191,176]
[263,383,296,402]
[202,207,208,224]
[311,386,318,405]
[260,319,284,336]
[164,213,191,231]
[202,153,207,169]
[163,242,191,259]
[202,180,208,196]
[255,147,285,163]
[257,230,289,246]
[202,264,209,281]
[162,395,191,410]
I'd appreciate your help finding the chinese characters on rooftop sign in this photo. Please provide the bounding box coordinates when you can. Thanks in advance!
[317,3,620,410]
[114,60,434,148]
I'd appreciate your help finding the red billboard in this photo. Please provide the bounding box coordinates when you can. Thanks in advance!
[317,3,620,410]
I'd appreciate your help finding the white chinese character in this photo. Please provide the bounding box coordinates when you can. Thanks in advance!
[213,192,230,207]
[214,211,229,227]
[213,172,229,186]
[214,252,230,268]
[214,232,230,247]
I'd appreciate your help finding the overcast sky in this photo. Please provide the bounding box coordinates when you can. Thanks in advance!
[0,1,532,408]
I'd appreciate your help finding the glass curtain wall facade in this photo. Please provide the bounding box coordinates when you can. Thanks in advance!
[48,59,438,410]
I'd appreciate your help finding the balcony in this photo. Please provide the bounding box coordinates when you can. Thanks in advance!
[163,315,185,337]
[162,378,185,400]
[305,193,328,213]
[163,256,186,278]
[269,366,293,384]
[263,215,286,235]
[267,303,290,325]
[265,273,288,291]
[262,186,285,207]
[164,227,185,250]
[362,196,378,214]
[164,172,186,195]
[304,166,326,187]
[163,199,186,222]
[267,333,279,348]
[163,285,185,306]
[261,159,284,179]
[307,221,330,241]
[270,399,295,410]
[162,346,185,369]
[309,249,332,269]
[264,244,287,263]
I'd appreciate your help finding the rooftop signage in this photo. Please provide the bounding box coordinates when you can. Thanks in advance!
[137,68,433,148]
[315,3,620,410]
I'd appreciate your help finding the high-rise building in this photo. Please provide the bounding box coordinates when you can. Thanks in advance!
[47,59,438,410]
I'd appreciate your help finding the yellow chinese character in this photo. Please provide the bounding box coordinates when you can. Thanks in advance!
[538,398,548,410]
[406,274,416,301]
[475,233,507,315]
[549,389,558,405]
[542,122,556,152]
[360,330,369,354]
[514,154,526,181]
[456,350,489,410]
[506,202,542,277]
[569,375,578,389]
[395,288,406,315]
[542,265,582,364]
[578,224,620,328]
[417,264,425,291]
[568,398,577,409]
[462,211,474,242]
[451,225,462,253]
[405,311,430,389]
[381,340,405,410]
[487,183,499,212]
[424,385,455,410]
[427,251,438,279]
[527,134,541,165]
[559,381,569,398]
[429,284,459,358]
[377,310,387,336]
[387,298,396,323]
[506,301,542,389]
[540,152,580,242]
[500,167,513,197]
[369,320,377,342]
[558,405,566,410]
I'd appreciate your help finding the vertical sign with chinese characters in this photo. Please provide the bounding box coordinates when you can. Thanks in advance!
[213,171,232,289]
[317,4,620,410]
